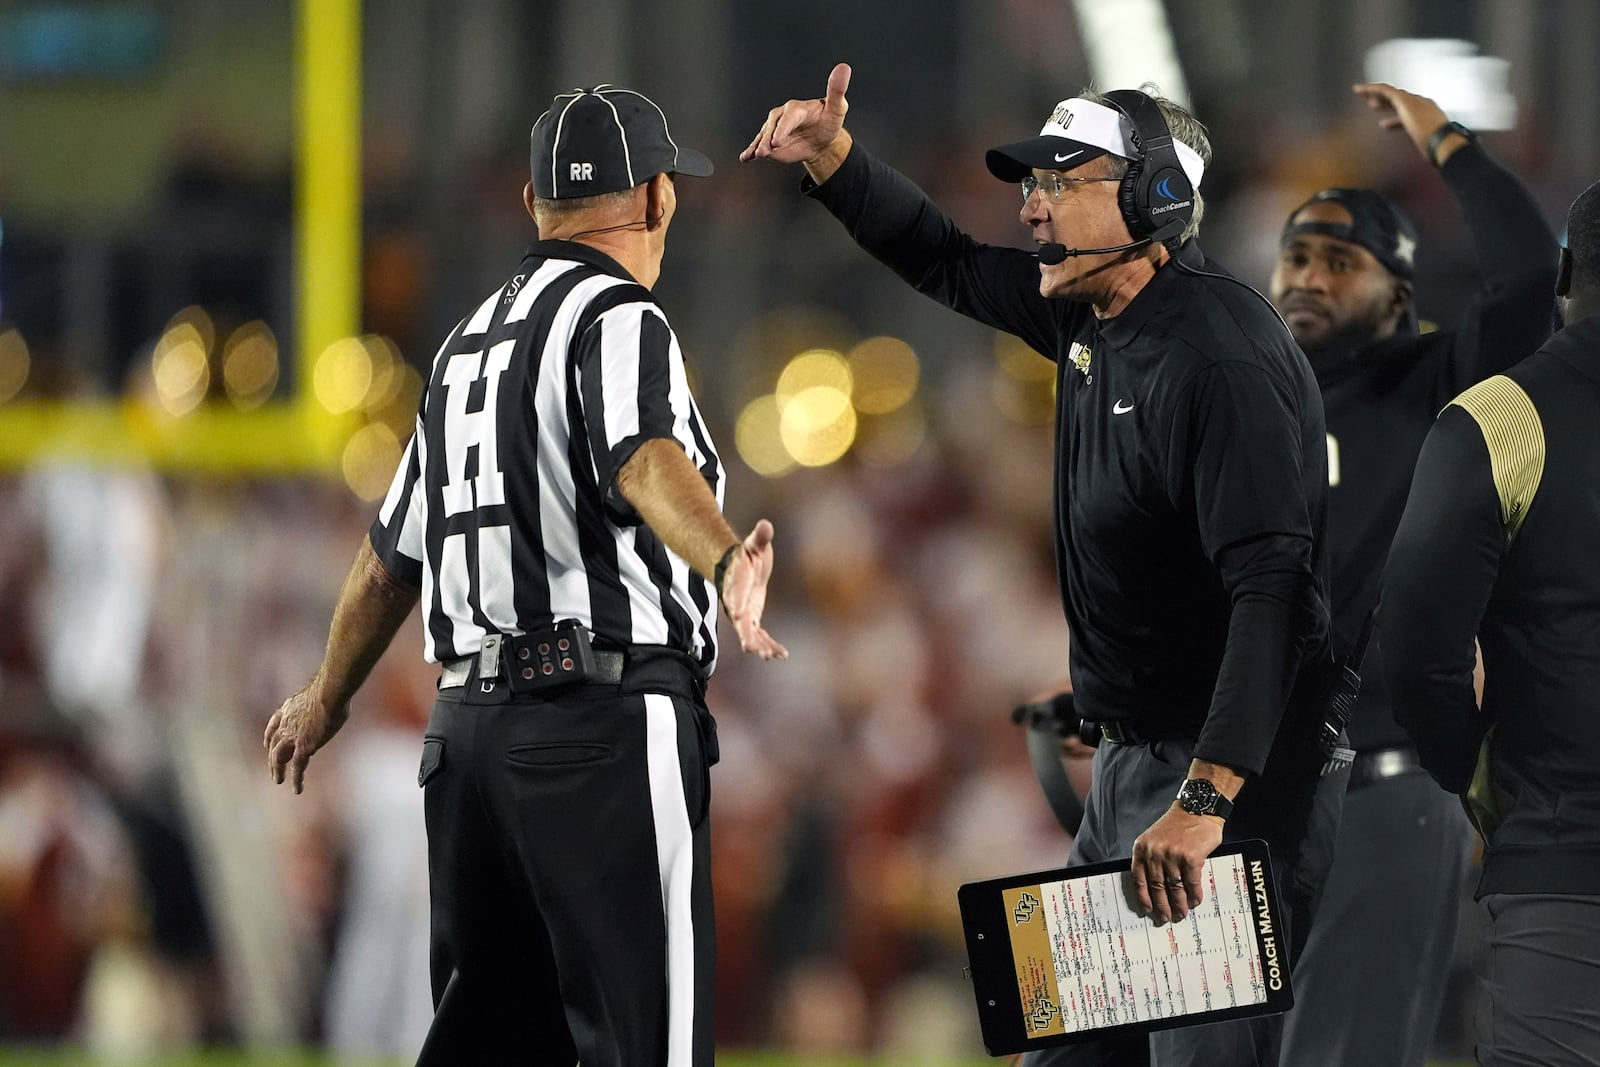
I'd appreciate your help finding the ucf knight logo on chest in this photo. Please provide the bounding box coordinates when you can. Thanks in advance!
[1067,341,1092,378]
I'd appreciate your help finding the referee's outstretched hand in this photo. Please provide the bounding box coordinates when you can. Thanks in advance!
[721,519,787,662]
[739,62,851,164]
[264,677,348,794]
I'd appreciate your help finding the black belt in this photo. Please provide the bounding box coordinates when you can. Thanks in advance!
[1088,719,1193,746]
[1091,718,1354,779]
[440,650,624,690]
[1096,719,1144,745]
[439,634,707,706]
[1349,745,1423,788]
[440,633,624,692]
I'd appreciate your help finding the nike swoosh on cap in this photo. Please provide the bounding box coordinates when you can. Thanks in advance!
[1054,150,1083,164]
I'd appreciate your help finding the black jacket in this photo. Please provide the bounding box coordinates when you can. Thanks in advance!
[808,143,1330,777]
[1319,145,1555,752]
[1383,314,1600,896]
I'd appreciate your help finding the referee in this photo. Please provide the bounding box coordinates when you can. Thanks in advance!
[264,84,786,1066]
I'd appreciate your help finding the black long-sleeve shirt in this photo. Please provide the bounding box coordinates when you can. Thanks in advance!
[808,144,1331,776]
[1318,145,1555,752]
[1382,315,1600,896]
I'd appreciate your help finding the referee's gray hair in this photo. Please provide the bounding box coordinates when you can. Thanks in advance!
[1079,84,1211,243]
[531,186,637,222]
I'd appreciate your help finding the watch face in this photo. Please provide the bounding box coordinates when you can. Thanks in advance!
[1180,778,1219,815]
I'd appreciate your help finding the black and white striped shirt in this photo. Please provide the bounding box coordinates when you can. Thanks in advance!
[370,240,725,671]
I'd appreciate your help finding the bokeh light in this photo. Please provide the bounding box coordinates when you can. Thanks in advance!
[368,363,425,437]
[855,402,928,468]
[341,421,402,501]
[734,394,794,477]
[221,322,279,410]
[731,307,855,396]
[776,348,852,405]
[151,306,216,416]
[0,327,30,404]
[313,336,373,414]
[846,336,920,414]
[360,334,404,412]
[992,332,1057,426]
[780,384,857,467]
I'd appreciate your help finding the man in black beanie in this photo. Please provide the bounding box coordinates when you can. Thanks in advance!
[1273,82,1557,1067]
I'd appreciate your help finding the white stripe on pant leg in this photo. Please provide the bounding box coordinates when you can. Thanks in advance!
[644,693,695,1066]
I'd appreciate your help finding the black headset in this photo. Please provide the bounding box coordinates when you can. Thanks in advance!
[1101,88,1195,252]
[1556,245,1573,297]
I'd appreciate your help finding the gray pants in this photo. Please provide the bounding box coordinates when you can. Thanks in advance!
[1476,893,1600,1067]
[1024,736,1345,1067]
[1282,768,1473,1067]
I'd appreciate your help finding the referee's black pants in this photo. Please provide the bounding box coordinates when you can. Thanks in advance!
[413,664,717,1066]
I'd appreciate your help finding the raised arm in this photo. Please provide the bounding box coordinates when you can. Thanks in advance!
[739,61,854,179]
[1355,83,1557,387]
[741,63,1068,355]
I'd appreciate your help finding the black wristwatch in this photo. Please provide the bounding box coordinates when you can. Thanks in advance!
[1426,120,1477,168]
[713,542,740,594]
[1177,778,1235,821]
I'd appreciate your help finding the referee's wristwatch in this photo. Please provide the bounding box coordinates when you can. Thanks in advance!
[1177,778,1234,821]
[713,542,740,596]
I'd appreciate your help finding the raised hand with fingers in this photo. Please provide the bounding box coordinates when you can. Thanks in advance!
[1352,82,1466,166]
[718,519,788,661]
[740,62,852,165]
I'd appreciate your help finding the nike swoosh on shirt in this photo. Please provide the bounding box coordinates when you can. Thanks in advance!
[1112,399,1135,414]
[1054,150,1083,164]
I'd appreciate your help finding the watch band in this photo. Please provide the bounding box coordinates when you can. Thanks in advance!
[713,542,740,594]
[1206,790,1235,820]
[1426,120,1477,168]
[1178,778,1235,820]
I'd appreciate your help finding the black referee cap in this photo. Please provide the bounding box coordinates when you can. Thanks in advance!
[530,85,714,200]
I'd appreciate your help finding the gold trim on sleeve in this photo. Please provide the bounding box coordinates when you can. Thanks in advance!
[1449,375,1546,544]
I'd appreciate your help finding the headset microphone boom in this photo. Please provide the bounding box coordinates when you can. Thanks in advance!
[1037,237,1153,265]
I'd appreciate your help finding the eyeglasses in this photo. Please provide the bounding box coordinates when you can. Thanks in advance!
[1021,173,1121,203]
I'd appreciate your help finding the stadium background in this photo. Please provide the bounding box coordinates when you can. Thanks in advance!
[0,0,1594,1063]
